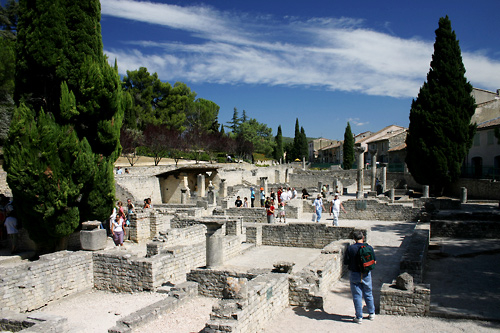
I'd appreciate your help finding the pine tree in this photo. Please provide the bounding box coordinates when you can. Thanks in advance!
[4,0,123,251]
[405,16,476,193]
[273,125,283,161]
[227,107,241,134]
[343,122,355,169]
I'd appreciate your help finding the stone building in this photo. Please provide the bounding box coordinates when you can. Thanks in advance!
[308,138,336,162]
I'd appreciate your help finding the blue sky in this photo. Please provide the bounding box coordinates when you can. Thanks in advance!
[98,0,500,139]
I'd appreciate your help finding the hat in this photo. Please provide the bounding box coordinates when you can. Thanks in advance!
[317,194,321,198]
[334,192,339,197]
[260,187,264,191]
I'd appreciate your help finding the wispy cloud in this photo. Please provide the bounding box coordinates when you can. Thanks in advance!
[347,118,370,126]
[101,0,500,98]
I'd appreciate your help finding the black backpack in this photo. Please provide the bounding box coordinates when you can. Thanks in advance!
[357,243,376,274]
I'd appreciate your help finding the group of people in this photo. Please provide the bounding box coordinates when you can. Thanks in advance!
[313,192,347,224]
[0,194,18,254]
[109,199,136,247]
[115,166,129,174]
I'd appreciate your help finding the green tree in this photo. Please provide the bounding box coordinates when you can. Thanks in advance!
[273,125,283,162]
[186,98,220,133]
[239,118,275,157]
[405,16,476,193]
[5,0,123,252]
[227,107,241,134]
[291,118,301,160]
[298,126,308,159]
[343,122,355,169]
[0,0,18,144]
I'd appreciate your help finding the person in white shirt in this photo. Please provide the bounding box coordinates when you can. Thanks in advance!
[4,205,18,253]
[330,193,347,226]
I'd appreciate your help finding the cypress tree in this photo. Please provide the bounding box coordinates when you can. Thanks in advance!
[299,127,308,159]
[292,118,300,160]
[405,16,475,193]
[4,0,123,251]
[273,125,283,161]
[343,122,355,169]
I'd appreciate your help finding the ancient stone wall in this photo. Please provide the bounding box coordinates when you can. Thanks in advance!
[430,220,500,238]
[204,273,289,333]
[379,283,430,316]
[213,207,267,223]
[0,251,93,313]
[341,199,420,221]
[399,227,429,283]
[247,223,367,248]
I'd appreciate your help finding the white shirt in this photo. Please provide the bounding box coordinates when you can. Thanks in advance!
[314,198,323,210]
[5,216,18,234]
[331,198,341,213]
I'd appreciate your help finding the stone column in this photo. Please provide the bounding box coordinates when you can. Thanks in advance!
[207,183,216,205]
[460,187,467,204]
[318,181,323,193]
[182,173,190,197]
[333,178,341,195]
[260,177,268,195]
[275,170,280,183]
[355,146,365,199]
[389,188,395,203]
[302,157,306,170]
[381,163,387,193]
[197,174,206,197]
[181,189,187,204]
[371,151,377,191]
[220,179,227,198]
[203,222,225,268]
[422,185,429,198]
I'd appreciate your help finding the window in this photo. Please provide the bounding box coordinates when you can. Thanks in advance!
[473,133,480,146]
[487,130,495,145]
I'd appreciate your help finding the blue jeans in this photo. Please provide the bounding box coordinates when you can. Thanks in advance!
[316,208,322,222]
[349,271,375,319]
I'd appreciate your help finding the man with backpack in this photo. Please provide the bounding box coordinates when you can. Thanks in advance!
[344,230,376,323]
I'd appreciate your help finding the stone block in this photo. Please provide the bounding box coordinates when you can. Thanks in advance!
[396,272,414,291]
[80,229,107,251]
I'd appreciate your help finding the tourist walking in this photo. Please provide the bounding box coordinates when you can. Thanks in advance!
[243,197,249,208]
[250,187,255,207]
[344,231,376,323]
[313,194,326,222]
[330,193,347,226]
[260,187,265,207]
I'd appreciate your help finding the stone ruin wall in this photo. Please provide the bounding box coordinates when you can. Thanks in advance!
[0,251,93,313]
[246,223,369,248]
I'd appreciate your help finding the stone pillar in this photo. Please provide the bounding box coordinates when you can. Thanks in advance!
[203,222,225,268]
[181,189,187,204]
[333,178,341,195]
[318,181,323,193]
[371,151,377,191]
[355,146,365,199]
[381,163,387,193]
[260,177,268,196]
[197,174,206,197]
[302,157,306,170]
[207,184,216,205]
[460,187,467,204]
[422,185,429,198]
[220,179,227,198]
[182,173,190,197]
[389,188,395,203]
[275,170,280,183]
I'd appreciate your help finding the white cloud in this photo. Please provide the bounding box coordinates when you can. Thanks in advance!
[101,0,500,98]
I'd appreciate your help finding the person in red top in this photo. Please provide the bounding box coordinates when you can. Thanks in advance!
[277,187,283,204]
[266,201,275,224]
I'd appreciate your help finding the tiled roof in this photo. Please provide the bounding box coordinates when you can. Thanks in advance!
[477,116,500,129]
[388,143,406,152]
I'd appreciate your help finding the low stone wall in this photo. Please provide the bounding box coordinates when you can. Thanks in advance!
[147,225,206,256]
[0,311,67,333]
[379,283,431,316]
[289,240,349,308]
[187,269,258,298]
[399,227,429,283]
[214,207,267,223]
[109,281,198,333]
[430,220,500,238]
[0,251,93,313]
[246,223,368,249]
[203,273,289,333]
[341,199,420,221]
